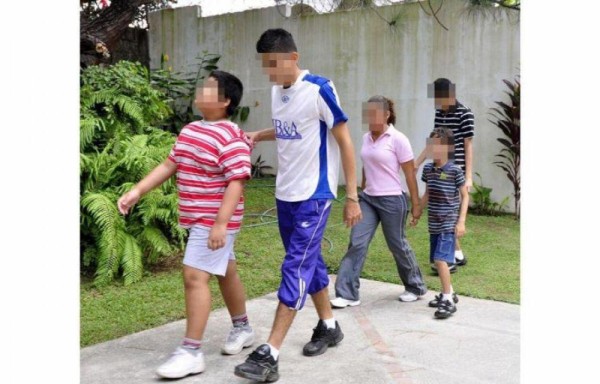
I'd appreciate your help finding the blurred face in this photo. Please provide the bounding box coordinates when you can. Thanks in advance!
[258,53,298,85]
[362,102,389,133]
[434,95,456,110]
[194,77,229,115]
[426,137,452,161]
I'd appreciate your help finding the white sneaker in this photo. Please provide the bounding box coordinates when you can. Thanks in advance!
[222,325,255,355]
[330,297,361,308]
[156,346,205,379]
[398,291,419,302]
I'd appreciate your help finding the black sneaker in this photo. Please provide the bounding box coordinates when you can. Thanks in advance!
[455,253,468,266]
[302,320,344,357]
[434,299,457,319]
[430,262,457,274]
[428,292,459,308]
[234,344,279,383]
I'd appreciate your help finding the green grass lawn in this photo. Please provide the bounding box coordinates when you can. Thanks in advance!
[81,178,519,347]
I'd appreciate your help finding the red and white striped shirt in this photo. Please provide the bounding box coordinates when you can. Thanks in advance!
[167,120,252,233]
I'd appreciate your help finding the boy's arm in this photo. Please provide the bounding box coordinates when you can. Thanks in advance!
[414,147,427,171]
[331,121,362,227]
[400,160,421,220]
[117,159,177,215]
[456,184,470,237]
[208,179,246,250]
[464,137,473,191]
[247,128,276,144]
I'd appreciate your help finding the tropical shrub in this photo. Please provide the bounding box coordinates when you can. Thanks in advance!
[80,61,185,286]
[469,173,509,216]
[489,75,520,218]
[251,154,275,178]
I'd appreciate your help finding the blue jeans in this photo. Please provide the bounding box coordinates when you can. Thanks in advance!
[334,192,427,301]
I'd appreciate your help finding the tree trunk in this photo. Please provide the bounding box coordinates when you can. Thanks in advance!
[80,0,155,67]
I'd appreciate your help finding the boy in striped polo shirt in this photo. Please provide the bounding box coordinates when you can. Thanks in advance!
[117,70,255,378]
[418,127,469,319]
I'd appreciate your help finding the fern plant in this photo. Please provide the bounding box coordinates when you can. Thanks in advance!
[80,61,185,286]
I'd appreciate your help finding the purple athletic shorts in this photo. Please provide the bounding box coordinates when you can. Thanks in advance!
[276,198,332,310]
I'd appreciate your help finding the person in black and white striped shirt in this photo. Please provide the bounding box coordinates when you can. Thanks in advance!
[416,78,474,269]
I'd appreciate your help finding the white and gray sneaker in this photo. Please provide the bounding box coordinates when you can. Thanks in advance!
[156,346,205,379]
[398,290,419,302]
[222,325,255,355]
[330,297,361,308]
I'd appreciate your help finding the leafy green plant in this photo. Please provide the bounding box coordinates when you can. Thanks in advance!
[80,61,172,152]
[469,173,509,216]
[251,155,275,178]
[80,61,185,286]
[151,51,221,133]
[489,75,520,218]
[231,105,251,125]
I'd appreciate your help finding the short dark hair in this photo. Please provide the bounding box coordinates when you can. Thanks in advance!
[256,28,297,53]
[433,78,455,98]
[430,127,454,143]
[208,70,243,117]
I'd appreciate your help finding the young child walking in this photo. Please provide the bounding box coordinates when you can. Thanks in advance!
[418,127,469,319]
[117,70,255,378]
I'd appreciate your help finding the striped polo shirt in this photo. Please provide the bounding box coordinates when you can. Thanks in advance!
[433,101,474,171]
[421,161,465,234]
[167,120,251,233]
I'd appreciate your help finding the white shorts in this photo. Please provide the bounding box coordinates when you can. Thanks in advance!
[182,226,236,276]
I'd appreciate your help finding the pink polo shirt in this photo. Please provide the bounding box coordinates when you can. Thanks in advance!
[361,124,414,196]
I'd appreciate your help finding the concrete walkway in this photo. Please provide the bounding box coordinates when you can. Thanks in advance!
[81,277,519,384]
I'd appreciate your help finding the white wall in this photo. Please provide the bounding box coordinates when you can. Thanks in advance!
[148,0,520,209]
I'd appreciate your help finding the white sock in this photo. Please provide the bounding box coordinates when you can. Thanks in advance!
[455,250,464,260]
[323,317,336,329]
[266,343,279,360]
[442,293,454,302]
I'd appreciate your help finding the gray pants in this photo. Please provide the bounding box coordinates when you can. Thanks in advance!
[334,192,427,301]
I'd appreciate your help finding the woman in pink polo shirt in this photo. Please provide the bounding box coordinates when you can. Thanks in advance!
[330,95,427,308]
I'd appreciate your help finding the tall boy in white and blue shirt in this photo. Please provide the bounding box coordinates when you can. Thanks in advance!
[234,28,362,383]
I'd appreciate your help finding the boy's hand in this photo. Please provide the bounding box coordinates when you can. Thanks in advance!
[343,201,362,228]
[465,178,473,192]
[208,224,227,250]
[117,189,141,215]
[409,215,419,227]
[409,206,421,227]
[411,205,422,221]
[455,221,466,237]
[245,131,260,146]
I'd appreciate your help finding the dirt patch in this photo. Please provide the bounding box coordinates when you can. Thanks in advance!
[147,252,183,274]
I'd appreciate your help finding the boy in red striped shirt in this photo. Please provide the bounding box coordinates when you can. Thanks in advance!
[117,70,254,379]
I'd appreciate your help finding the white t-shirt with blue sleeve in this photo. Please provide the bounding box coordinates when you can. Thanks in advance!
[271,70,349,202]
